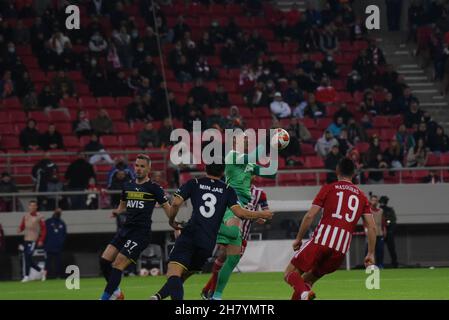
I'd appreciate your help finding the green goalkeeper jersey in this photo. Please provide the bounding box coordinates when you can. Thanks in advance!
[224,150,256,203]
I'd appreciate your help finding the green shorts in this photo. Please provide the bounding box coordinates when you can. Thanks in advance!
[217,213,242,246]
[216,195,250,246]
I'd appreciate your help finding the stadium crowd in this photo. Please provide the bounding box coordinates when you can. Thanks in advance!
[1,0,449,211]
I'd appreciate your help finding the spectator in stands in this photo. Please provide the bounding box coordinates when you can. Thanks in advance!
[83,133,114,165]
[327,116,346,138]
[137,77,152,97]
[23,90,40,112]
[51,70,75,98]
[44,168,65,211]
[274,19,293,42]
[429,126,449,154]
[226,105,244,129]
[87,0,110,16]
[247,82,271,109]
[107,42,122,69]
[159,118,174,148]
[173,15,191,43]
[325,145,343,183]
[198,32,215,56]
[189,78,212,108]
[40,123,64,151]
[270,92,292,119]
[142,27,159,57]
[280,120,303,167]
[266,54,285,79]
[0,172,19,212]
[221,39,240,68]
[127,68,142,92]
[19,119,41,152]
[110,1,128,30]
[88,31,108,54]
[13,20,30,44]
[333,104,354,125]
[106,158,135,188]
[322,53,338,78]
[413,122,429,147]
[65,152,96,210]
[15,71,34,97]
[72,110,92,137]
[206,107,227,131]
[346,70,365,94]
[315,130,339,158]
[398,86,419,116]
[174,55,194,83]
[109,169,132,208]
[337,129,353,156]
[112,26,132,68]
[379,92,395,115]
[32,152,58,209]
[385,0,403,31]
[85,177,101,209]
[365,135,382,164]
[212,84,230,108]
[406,138,428,167]
[138,122,160,149]
[183,108,203,132]
[395,124,415,155]
[49,29,72,57]
[287,118,312,144]
[360,113,373,129]
[383,138,403,169]
[319,25,339,53]
[367,39,386,66]
[44,208,66,279]
[195,56,215,80]
[88,62,109,96]
[110,70,133,97]
[302,92,326,119]
[0,70,15,98]
[152,171,168,189]
[38,85,64,115]
[367,153,389,184]
[422,170,441,184]
[284,79,304,107]
[91,109,114,136]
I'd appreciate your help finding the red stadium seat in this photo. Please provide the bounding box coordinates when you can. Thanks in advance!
[373,116,391,128]
[120,135,137,148]
[426,153,441,166]
[2,136,20,149]
[3,97,22,109]
[441,153,449,166]
[48,111,71,123]
[64,136,81,149]
[304,156,324,169]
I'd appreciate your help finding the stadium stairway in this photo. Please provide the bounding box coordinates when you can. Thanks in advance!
[379,31,449,132]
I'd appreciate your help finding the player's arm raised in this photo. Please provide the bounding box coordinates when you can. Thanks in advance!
[363,213,377,267]
[292,205,321,251]
[230,205,273,220]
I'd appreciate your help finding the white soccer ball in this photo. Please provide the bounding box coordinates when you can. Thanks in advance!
[273,128,290,150]
[150,268,161,276]
[139,268,149,277]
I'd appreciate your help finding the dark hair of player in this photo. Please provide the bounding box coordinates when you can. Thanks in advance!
[337,158,355,178]
[136,154,151,165]
[205,163,225,177]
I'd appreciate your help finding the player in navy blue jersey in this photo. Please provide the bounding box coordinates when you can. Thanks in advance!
[150,163,273,300]
[99,154,171,300]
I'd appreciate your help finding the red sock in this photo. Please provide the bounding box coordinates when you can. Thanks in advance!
[285,271,307,300]
[203,259,223,293]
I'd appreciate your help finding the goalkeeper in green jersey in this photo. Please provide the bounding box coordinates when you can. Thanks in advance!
[205,132,277,300]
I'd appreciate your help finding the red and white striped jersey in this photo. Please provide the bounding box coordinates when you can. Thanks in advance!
[310,180,372,254]
[241,185,269,241]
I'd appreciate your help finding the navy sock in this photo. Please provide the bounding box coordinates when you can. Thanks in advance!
[168,276,184,300]
[99,257,112,282]
[156,281,171,300]
[104,268,123,295]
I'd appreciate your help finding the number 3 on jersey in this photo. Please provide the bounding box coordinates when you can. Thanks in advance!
[200,193,217,218]
[331,191,359,223]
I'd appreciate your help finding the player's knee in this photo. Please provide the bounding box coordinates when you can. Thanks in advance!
[112,255,130,270]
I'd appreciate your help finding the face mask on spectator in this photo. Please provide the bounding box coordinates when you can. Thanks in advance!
[91,59,97,66]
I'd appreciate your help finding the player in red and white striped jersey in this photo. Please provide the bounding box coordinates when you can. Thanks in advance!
[284,158,377,300]
[201,183,270,299]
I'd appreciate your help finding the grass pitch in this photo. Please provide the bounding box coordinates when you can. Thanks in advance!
[0,268,448,300]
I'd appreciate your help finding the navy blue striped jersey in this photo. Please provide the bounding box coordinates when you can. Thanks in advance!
[175,177,239,250]
[120,179,168,229]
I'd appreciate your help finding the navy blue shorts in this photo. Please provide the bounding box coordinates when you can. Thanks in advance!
[168,233,212,271]
[109,226,151,263]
